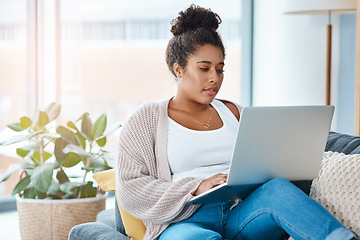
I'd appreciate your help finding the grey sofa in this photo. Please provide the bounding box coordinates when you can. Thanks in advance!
[68,131,360,240]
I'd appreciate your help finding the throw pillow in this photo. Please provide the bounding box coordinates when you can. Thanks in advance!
[310,151,360,235]
[93,169,146,240]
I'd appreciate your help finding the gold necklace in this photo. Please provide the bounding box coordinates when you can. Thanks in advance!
[171,104,213,129]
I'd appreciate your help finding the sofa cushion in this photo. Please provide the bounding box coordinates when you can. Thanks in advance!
[93,169,146,240]
[310,151,360,235]
[326,132,360,154]
[93,169,116,192]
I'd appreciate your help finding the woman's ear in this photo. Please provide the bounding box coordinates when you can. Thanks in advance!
[173,63,182,79]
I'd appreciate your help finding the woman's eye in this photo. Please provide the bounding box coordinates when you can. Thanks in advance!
[200,67,224,73]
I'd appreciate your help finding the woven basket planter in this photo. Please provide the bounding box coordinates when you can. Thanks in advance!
[16,194,107,240]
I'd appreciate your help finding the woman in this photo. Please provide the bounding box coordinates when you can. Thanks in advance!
[116,5,358,240]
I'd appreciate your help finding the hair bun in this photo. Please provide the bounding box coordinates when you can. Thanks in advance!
[170,4,222,36]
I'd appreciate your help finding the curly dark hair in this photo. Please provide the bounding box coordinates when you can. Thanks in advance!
[166,4,225,77]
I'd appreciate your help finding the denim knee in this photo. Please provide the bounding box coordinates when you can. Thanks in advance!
[159,223,223,240]
[262,177,291,190]
[68,222,127,240]
[268,177,289,184]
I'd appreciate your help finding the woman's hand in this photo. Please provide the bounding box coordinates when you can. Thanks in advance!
[193,173,228,196]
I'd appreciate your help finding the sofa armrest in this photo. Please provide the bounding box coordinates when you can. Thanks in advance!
[96,209,116,229]
[95,198,128,237]
[326,131,360,154]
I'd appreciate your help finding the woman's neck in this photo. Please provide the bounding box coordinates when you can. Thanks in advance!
[170,96,211,114]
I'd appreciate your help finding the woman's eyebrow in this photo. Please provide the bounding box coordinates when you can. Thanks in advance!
[196,61,225,65]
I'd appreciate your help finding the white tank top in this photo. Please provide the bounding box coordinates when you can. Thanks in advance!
[167,99,239,182]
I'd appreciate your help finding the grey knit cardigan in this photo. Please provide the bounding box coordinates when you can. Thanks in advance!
[116,97,242,240]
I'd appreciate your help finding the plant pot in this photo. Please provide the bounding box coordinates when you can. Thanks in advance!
[16,194,107,240]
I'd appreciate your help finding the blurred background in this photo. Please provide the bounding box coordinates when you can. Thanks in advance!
[0,0,243,201]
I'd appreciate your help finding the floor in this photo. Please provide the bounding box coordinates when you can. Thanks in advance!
[0,196,115,240]
[0,210,20,239]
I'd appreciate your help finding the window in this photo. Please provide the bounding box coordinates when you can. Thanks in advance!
[0,0,245,200]
[0,0,28,131]
[0,0,28,200]
[59,0,243,151]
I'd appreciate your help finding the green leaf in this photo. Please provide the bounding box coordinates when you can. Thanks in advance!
[0,163,33,182]
[43,151,53,161]
[77,132,86,149]
[22,186,37,199]
[16,148,30,158]
[30,163,54,192]
[54,138,67,164]
[88,158,112,172]
[12,176,31,196]
[91,114,107,139]
[35,190,47,199]
[7,122,24,132]
[43,132,61,140]
[32,151,41,162]
[0,135,29,146]
[67,121,77,130]
[56,126,81,146]
[63,144,92,157]
[62,152,82,168]
[66,121,87,149]
[60,182,87,193]
[45,102,61,122]
[81,114,92,140]
[98,150,115,163]
[47,182,61,195]
[76,112,90,122]
[39,111,50,126]
[33,111,50,131]
[61,192,76,199]
[30,156,40,166]
[56,169,70,183]
[32,151,53,163]
[96,136,106,147]
[20,117,32,129]
[79,182,97,198]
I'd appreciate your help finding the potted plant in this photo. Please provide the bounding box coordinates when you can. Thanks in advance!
[0,102,121,240]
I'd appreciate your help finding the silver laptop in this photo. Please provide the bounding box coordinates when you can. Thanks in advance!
[187,105,335,204]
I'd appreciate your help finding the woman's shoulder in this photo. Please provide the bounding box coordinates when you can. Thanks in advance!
[215,99,242,120]
[131,99,168,117]
[123,99,169,127]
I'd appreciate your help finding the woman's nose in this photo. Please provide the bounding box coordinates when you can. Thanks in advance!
[209,70,219,83]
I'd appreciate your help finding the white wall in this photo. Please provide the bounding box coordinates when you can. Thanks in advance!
[252,0,340,109]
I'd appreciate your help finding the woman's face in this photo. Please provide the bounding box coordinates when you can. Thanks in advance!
[174,44,225,105]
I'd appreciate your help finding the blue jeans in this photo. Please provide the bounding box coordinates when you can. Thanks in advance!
[159,178,358,240]
[68,222,129,240]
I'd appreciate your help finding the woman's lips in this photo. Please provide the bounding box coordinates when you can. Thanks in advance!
[204,88,218,96]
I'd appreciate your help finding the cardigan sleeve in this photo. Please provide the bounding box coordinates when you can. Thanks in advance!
[115,103,202,224]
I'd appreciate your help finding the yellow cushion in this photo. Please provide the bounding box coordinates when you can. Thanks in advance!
[93,169,146,240]
[93,169,116,192]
